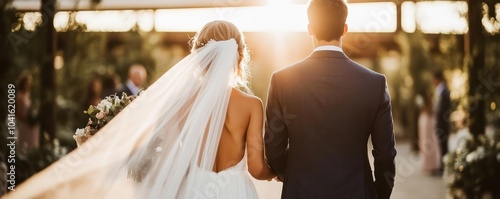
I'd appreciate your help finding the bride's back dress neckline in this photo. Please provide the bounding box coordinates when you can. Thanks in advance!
[189,89,259,198]
[212,157,245,174]
[210,89,250,173]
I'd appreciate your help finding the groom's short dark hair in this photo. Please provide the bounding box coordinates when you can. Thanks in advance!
[307,0,348,41]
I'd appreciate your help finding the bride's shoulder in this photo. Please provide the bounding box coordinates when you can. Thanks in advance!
[231,88,263,109]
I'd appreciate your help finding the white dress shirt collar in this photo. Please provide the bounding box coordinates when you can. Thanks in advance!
[435,82,446,96]
[126,80,141,96]
[434,82,446,107]
[313,45,343,52]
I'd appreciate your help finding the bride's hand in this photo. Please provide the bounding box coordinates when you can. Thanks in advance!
[273,176,281,182]
[267,176,280,182]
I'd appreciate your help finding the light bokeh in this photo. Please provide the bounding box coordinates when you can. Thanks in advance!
[22,1,493,34]
[414,1,468,34]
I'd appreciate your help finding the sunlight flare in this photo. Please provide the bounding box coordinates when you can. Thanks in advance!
[16,1,489,34]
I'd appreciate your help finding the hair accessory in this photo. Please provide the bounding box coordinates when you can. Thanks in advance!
[200,39,217,47]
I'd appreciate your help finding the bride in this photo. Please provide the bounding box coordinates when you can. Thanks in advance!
[6,20,275,199]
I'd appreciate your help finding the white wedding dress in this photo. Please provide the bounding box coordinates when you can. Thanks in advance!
[192,158,258,198]
[5,39,259,199]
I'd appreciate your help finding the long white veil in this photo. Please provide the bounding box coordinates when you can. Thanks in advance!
[6,39,240,199]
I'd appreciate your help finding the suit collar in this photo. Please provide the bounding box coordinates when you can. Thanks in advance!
[307,50,348,60]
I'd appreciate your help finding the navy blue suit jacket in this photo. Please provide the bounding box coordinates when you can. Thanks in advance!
[265,50,397,199]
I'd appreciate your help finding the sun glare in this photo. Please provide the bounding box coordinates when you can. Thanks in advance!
[266,0,293,7]
[415,1,468,34]
[403,1,470,34]
[55,10,138,32]
[22,12,42,31]
[401,2,416,33]
[16,1,487,34]
[347,2,397,33]
[137,10,155,32]
[154,3,397,33]
[154,5,309,33]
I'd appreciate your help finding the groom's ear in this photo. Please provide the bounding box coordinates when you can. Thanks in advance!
[341,24,348,37]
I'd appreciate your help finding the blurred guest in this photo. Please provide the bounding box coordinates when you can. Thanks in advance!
[417,92,441,175]
[118,64,147,96]
[84,77,103,108]
[102,73,123,97]
[15,71,40,151]
[433,71,451,170]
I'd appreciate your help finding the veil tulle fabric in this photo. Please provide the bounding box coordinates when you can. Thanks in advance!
[6,39,241,199]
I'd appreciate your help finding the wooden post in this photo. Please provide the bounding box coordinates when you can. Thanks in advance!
[467,0,486,137]
[40,0,57,142]
[395,0,402,32]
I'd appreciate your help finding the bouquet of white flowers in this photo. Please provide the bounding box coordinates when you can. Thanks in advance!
[73,93,136,146]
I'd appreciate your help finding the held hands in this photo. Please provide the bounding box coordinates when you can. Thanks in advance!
[266,176,281,182]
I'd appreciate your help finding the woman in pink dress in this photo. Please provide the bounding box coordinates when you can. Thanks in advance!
[16,72,40,152]
[418,92,441,175]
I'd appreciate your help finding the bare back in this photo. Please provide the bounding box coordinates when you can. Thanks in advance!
[213,88,255,172]
[212,88,275,180]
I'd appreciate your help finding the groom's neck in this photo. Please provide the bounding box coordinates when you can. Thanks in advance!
[313,39,342,49]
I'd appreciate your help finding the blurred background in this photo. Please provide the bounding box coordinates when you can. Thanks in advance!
[0,0,499,198]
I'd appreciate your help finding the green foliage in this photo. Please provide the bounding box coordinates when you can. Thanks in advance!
[445,131,500,198]
[14,137,68,187]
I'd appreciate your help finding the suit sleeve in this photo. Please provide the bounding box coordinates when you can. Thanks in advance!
[435,88,451,155]
[264,74,289,181]
[371,75,397,199]
[436,89,451,134]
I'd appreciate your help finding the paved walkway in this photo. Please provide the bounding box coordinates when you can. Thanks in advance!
[252,142,447,199]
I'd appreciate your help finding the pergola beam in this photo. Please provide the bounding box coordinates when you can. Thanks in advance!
[11,0,405,11]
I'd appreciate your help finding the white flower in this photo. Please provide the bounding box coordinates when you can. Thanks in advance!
[114,96,121,106]
[155,147,162,152]
[466,152,477,163]
[97,99,113,112]
[75,128,85,136]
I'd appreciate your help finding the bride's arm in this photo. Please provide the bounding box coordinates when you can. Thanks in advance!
[246,98,275,180]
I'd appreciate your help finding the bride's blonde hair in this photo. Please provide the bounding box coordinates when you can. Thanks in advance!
[190,20,252,94]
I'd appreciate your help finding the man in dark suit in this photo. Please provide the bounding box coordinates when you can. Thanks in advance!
[432,71,451,169]
[117,64,147,96]
[264,0,397,198]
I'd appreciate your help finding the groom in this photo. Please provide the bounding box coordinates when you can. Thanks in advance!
[264,0,397,198]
